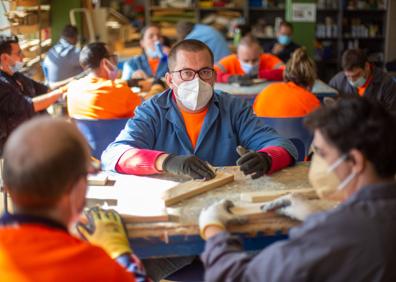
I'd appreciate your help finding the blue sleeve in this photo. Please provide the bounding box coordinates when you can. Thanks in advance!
[116,254,151,282]
[231,98,298,160]
[101,99,159,171]
[122,58,138,80]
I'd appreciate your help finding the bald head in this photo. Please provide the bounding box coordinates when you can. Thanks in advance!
[237,34,262,65]
[3,117,91,208]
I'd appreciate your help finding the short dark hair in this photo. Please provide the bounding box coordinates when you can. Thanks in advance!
[79,42,110,69]
[62,24,78,39]
[176,21,195,40]
[140,24,160,40]
[342,49,368,70]
[168,39,214,71]
[279,21,293,31]
[0,35,19,56]
[304,97,396,178]
[2,117,90,209]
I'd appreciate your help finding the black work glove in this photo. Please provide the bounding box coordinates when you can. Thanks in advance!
[152,78,166,88]
[163,154,216,180]
[126,78,144,87]
[236,146,272,179]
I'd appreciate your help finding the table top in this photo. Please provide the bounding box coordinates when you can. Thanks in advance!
[120,164,311,239]
[214,79,338,96]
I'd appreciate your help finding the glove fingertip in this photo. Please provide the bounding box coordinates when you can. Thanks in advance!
[76,222,90,239]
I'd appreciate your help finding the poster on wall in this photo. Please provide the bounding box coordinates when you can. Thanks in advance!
[292,3,317,22]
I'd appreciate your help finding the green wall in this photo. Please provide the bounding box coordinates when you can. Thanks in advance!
[285,0,316,56]
[50,0,81,43]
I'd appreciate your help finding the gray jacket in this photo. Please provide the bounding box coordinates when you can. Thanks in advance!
[201,182,396,282]
[329,66,396,112]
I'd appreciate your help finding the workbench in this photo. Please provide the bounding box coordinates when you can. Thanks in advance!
[214,79,338,104]
[89,164,311,259]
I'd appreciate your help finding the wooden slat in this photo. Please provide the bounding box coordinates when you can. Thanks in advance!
[162,172,234,206]
[120,212,170,223]
[240,188,318,203]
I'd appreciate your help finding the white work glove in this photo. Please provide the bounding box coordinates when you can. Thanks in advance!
[261,193,324,221]
[199,199,247,239]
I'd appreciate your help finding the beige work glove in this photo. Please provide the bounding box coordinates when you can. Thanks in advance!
[76,207,132,259]
[199,199,247,239]
[261,193,325,221]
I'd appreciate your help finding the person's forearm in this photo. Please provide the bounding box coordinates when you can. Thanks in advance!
[216,71,232,83]
[115,148,166,175]
[259,146,293,174]
[201,232,252,282]
[32,89,63,112]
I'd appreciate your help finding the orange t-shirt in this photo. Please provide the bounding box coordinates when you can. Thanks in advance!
[148,57,160,76]
[179,107,208,148]
[253,82,320,118]
[357,74,373,96]
[67,76,141,119]
[0,224,135,282]
[215,53,284,76]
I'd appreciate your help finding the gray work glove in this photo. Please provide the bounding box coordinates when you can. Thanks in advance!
[199,199,247,239]
[163,154,215,180]
[261,193,324,221]
[236,146,271,179]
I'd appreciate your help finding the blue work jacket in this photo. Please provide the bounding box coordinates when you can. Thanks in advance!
[101,89,297,171]
[121,53,168,80]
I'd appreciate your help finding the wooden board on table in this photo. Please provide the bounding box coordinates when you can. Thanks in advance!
[162,172,235,206]
[118,211,170,223]
[241,188,318,203]
[230,202,275,220]
[87,173,108,186]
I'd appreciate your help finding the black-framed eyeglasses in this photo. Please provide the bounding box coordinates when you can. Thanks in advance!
[170,67,215,81]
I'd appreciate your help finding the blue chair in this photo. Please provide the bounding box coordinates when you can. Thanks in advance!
[72,118,129,159]
[260,117,313,161]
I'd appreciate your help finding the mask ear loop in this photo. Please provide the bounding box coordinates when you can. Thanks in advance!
[337,171,357,191]
[327,154,348,172]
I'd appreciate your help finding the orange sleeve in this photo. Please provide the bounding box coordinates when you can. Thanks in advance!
[259,54,285,71]
[124,84,142,117]
[215,54,244,82]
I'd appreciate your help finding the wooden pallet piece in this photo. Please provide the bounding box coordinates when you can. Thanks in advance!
[162,172,235,206]
[240,188,318,203]
[120,212,170,223]
[230,202,275,220]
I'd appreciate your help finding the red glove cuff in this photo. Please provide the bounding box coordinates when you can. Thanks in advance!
[115,148,165,175]
[259,146,293,174]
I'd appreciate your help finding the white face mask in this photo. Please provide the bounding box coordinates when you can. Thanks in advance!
[174,77,213,111]
[308,153,357,199]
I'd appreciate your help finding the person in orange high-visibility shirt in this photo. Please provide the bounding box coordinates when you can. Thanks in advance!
[0,116,150,282]
[67,42,142,120]
[253,48,320,118]
[215,34,285,83]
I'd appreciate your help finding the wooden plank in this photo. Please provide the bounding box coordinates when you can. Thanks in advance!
[162,172,235,206]
[230,202,275,220]
[87,173,108,186]
[240,188,318,203]
[120,212,170,224]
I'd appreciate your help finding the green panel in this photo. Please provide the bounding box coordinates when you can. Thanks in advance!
[50,0,81,43]
[285,0,316,56]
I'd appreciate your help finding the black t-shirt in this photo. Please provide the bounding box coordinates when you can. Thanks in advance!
[0,71,48,154]
[264,40,301,63]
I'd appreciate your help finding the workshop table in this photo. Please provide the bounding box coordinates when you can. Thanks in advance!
[99,163,311,259]
[214,80,337,104]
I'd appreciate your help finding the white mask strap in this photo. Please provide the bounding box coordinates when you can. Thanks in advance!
[327,154,347,172]
[337,171,357,191]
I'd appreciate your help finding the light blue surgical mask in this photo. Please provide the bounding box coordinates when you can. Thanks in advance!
[348,76,367,88]
[10,60,24,73]
[240,61,258,75]
[145,47,159,58]
[278,35,291,45]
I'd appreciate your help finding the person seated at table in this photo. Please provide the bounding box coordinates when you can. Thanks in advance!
[215,34,285,83]
[67,42,141,120]
[42,24,83,86]
[122,24,169,81]
[0,35,67,155]
[199,96,396,281]
[264,21,300,63]
[176,21,231,63]
[0,116,150,281]
[329,48,396,112]
[253,48,320,117]
[101,39,297,180]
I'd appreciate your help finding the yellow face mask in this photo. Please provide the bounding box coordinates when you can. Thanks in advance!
[308,153,357,200]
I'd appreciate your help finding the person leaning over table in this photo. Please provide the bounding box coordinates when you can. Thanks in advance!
[0,35,67,155]
[253,47,320,117]
[101,39,297,181]
[0,116,150,281]
[199,96,396,282]
[329,48,396,112]
[67,42,141,120]
[215,34,285,84]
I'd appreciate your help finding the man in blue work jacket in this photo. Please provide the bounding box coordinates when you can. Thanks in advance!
[102,39,297,180]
